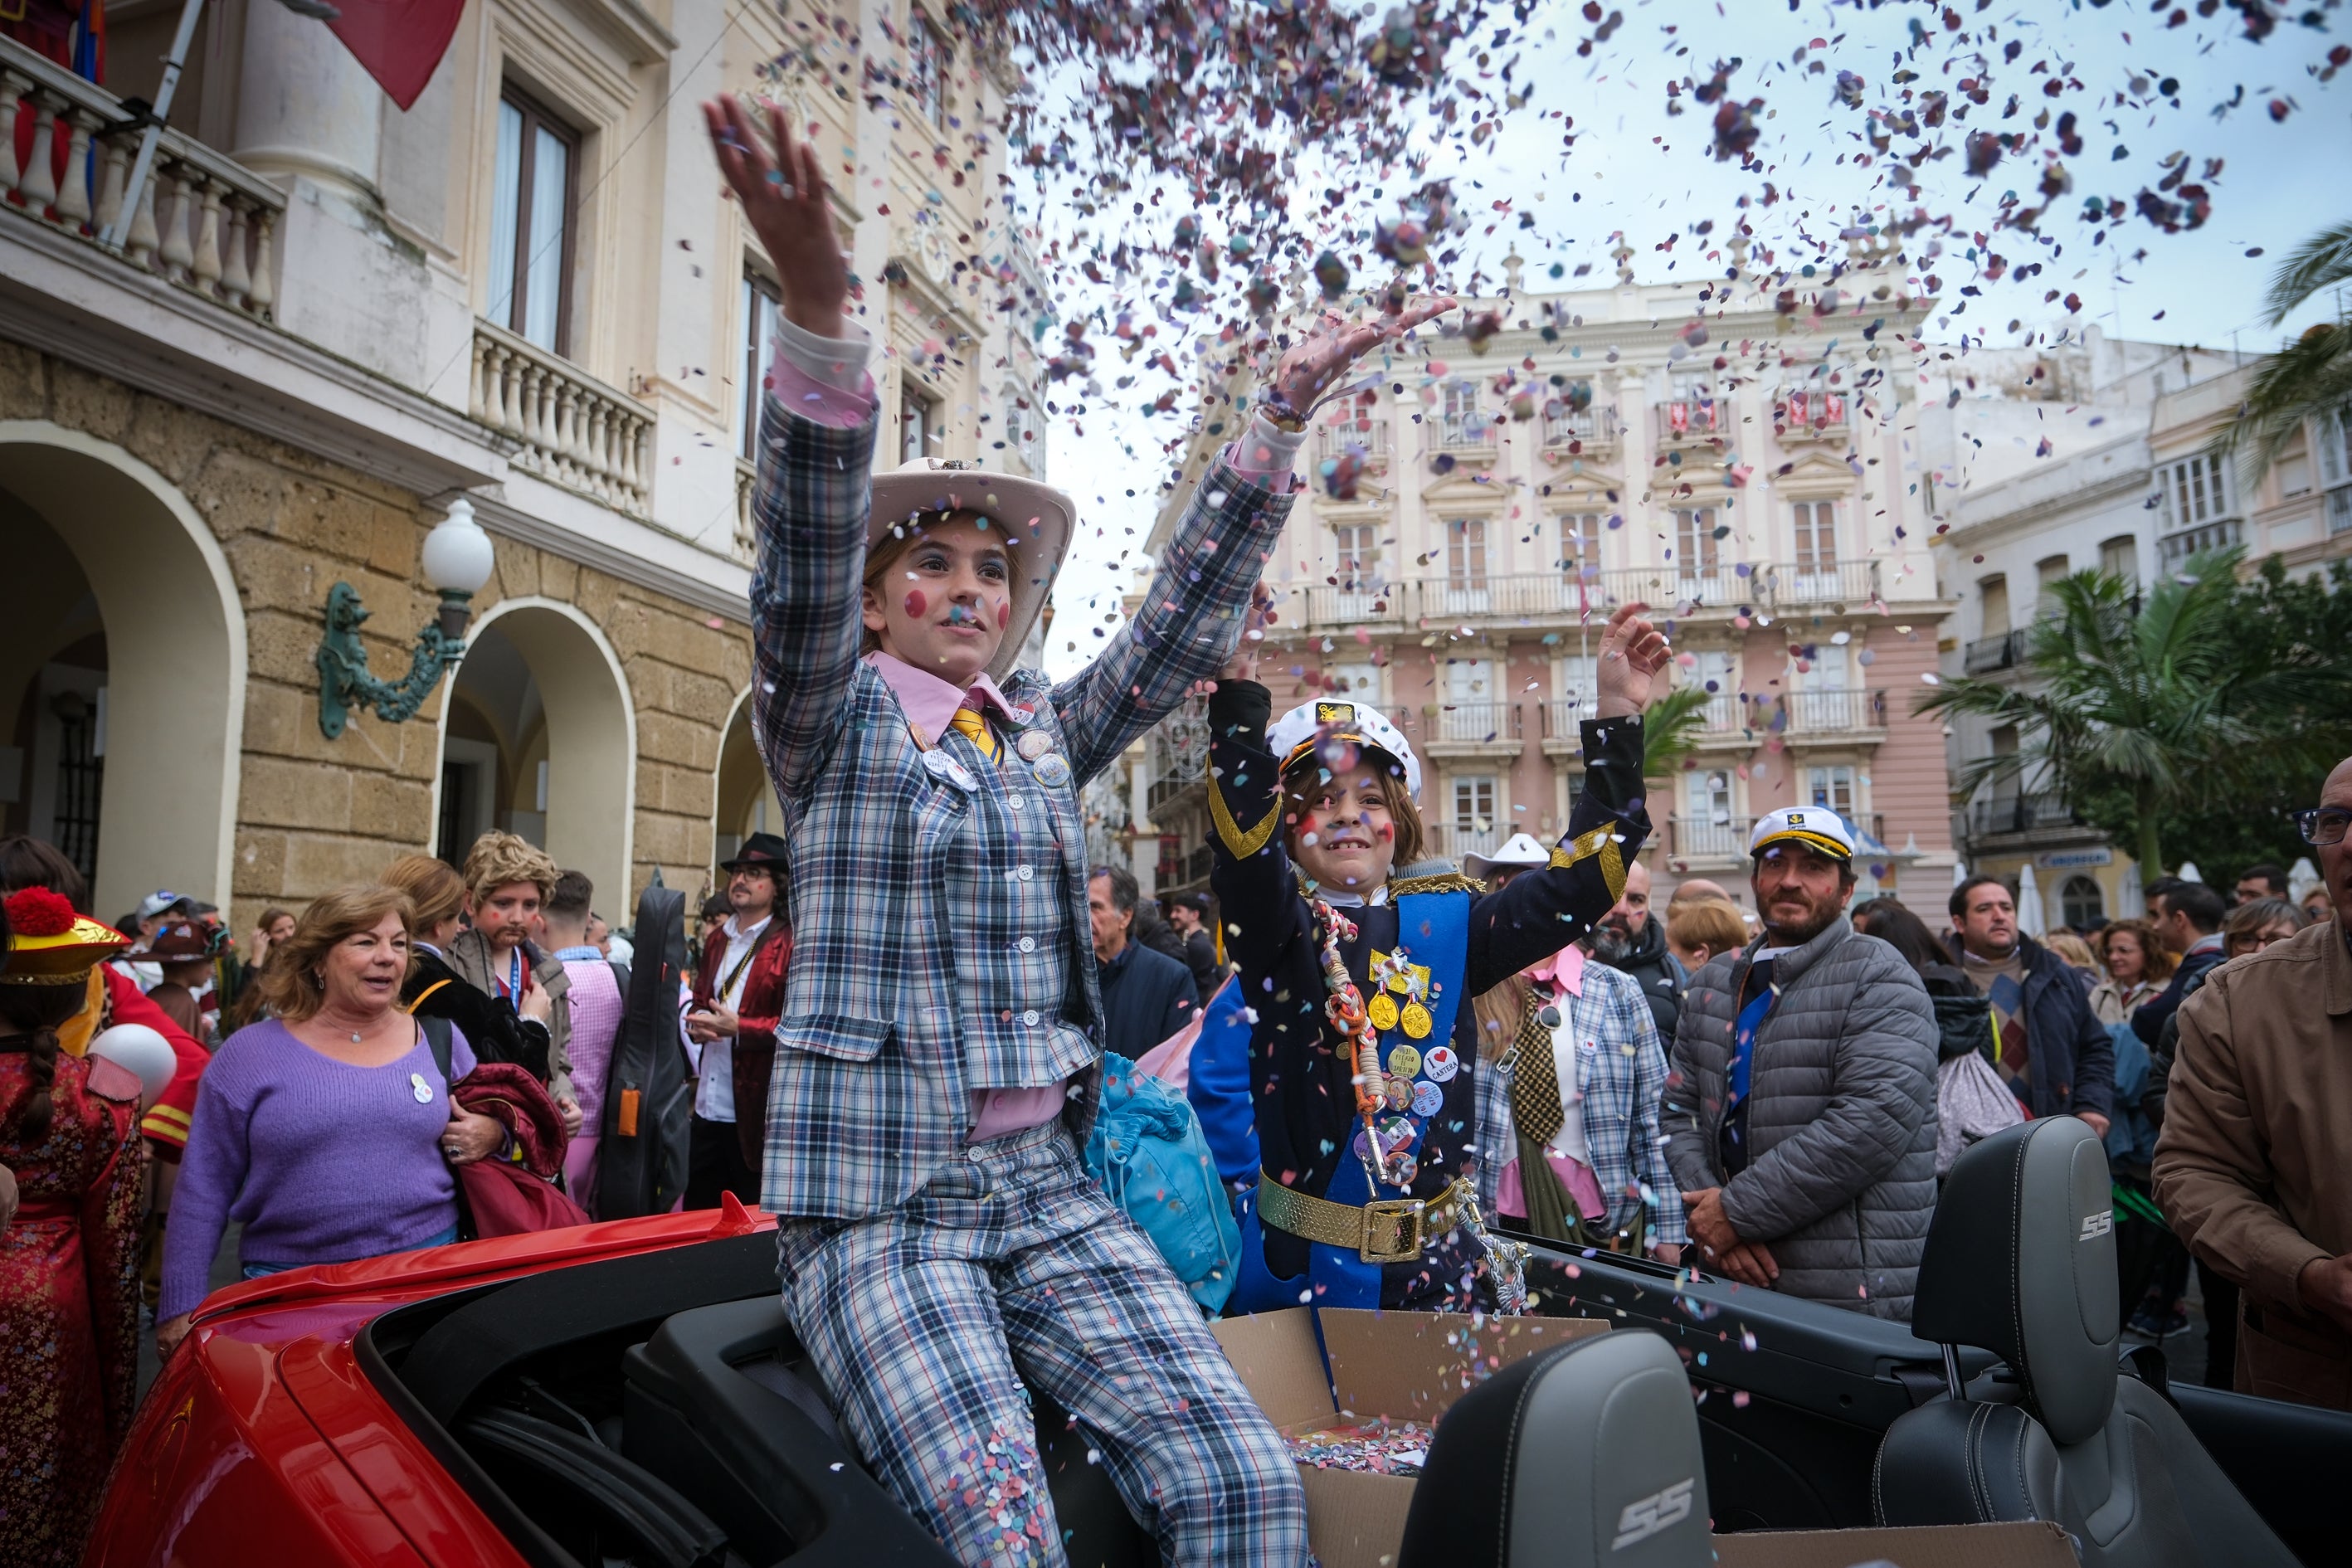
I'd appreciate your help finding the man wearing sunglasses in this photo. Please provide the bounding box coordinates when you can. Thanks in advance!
[2155,759,2352,1410]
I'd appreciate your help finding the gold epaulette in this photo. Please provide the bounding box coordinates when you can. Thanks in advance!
[1386,872,1488,898]
[1209,774,1280,859]
[1549,824,1629,903]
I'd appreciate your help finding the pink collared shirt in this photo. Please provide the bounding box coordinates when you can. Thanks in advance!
[1494,944,1610,1225]
[862,650,1067,1143]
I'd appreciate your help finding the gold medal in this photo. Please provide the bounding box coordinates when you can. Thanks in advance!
[1385,1044,1421,1080]
[1366,992,1400,1032]
[1401,1001,1434,1040]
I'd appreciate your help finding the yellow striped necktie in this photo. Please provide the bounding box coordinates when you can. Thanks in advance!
[949,705,999,762]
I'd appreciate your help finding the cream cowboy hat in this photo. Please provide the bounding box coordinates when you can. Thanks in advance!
[1464,831,1551,880]
[866,459,1075,684]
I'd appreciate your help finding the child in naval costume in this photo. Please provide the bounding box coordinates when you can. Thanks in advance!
[707,95,1461,1567]
[1208,601,1668,1312]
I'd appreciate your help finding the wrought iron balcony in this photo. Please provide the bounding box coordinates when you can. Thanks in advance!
[1430,700,1523,745]
[1961,628,2029,675]
[1782,689,1887,733]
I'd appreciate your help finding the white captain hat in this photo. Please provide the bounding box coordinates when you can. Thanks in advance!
[1464,831,1551,880]
[1748,806,1857,862]
[1266,698,1422,799]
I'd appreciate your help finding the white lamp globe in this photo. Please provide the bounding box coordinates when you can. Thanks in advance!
[88,1024,178,1109]
[421,498,496,597]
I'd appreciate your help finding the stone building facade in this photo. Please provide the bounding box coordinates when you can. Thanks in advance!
[1108,251,1964,913]
[2,0,1044,928]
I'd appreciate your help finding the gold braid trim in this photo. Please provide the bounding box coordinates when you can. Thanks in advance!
[1549,825,1629,904]
[1209,773,1281,859]
[1386,872,1488,898]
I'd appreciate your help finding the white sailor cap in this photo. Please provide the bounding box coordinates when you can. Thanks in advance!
[1266,698,1422,800]
[1748,806,1857,862]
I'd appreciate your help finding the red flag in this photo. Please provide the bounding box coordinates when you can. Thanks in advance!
[329,0,465,113]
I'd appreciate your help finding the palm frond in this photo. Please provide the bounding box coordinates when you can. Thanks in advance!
[2262,218,2352,326]
[2211,324,2352,489]
[1640,684,1713,782]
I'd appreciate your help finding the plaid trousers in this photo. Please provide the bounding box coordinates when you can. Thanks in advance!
[775,1124,1307,1568]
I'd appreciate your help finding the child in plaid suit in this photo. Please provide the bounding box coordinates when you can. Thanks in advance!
[709,96,1457,1566]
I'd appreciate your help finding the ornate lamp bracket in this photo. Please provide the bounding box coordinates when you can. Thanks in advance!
[315,582,474,739]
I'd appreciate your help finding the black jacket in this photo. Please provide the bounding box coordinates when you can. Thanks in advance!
[1596,914,1684,1044]
[403,947,549,1082]
[2130,938,2226,1047]
[1945,934,2116,1121]
[1208,678,1651,1307]
[1097,939,1198,1060]
[1178,927,1222,1000]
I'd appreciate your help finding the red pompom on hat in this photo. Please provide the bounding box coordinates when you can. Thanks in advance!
[4,886,79,937]
[2,888,129,985]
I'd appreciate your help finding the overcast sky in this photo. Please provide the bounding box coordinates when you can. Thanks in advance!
[1026,0,2349,678]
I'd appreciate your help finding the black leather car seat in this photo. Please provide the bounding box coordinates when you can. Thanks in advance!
[1873,1118,2297,1566]
[1399,1331,1712,1568]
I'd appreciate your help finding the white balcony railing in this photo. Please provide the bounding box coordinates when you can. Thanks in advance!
[470,319,655,517]
[1315,419,1390,464]
[2,37,284,320]
[1541,407,1614,449]
[734,457,757,564]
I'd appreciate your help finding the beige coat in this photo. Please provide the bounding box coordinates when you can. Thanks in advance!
[2153,917,2352,1409]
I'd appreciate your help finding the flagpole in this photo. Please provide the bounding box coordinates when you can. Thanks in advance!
[98,0,207,251]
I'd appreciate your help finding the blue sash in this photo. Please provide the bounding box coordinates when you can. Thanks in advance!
[1255,889,1473,1312]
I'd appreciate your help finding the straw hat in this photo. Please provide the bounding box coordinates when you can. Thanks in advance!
[2,888,131,985]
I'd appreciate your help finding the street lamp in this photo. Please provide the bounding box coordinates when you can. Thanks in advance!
[315,499,497,739]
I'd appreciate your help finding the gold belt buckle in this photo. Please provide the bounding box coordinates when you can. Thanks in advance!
[1361,1197,1426,1264]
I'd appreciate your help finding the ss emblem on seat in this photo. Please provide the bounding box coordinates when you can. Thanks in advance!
[1612,1477,1695,1549]
[2080,1210,2113,1240]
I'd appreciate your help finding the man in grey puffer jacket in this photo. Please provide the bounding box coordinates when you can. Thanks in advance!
[1660,808,1940,1321]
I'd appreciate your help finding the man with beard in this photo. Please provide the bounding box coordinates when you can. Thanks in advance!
[1659,808,1940,1320]
[1590,857,1684,1042]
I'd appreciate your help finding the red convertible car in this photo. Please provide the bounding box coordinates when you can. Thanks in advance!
[87,1122,2351,1568]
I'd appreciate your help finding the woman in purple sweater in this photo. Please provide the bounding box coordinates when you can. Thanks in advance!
[156,884,504,1357]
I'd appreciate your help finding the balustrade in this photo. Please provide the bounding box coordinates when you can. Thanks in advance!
[470,320,655,517]
[2,37,283,320]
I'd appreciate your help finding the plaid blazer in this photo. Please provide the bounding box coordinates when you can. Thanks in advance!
[1476,958,1690,1246]
[748,398,1294,1219]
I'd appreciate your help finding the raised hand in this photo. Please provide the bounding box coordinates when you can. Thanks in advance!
[1595,601,1671,718]
[704,94,848,338]
[1268,296,1458,421]
[1219,582,1277,684]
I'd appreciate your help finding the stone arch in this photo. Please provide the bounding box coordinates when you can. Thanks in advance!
[0,421,246,917]
[433,596,636,913]
[711,684,782,873]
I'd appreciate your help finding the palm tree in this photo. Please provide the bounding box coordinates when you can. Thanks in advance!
[1640,684,1714,786]
[2212,217,2352,487]
[1914,548,2337,875]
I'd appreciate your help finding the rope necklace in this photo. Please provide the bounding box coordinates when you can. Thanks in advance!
[1308,895,1410,1187]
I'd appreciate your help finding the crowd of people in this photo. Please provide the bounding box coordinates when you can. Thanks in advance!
[4,90,2349,1568]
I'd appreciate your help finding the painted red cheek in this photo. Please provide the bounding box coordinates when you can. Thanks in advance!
[903,590,928,617]
[996,600,1010,629]
[1377,823,1394,840]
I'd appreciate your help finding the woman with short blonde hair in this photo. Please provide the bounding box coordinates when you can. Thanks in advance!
[158,885,504,1360]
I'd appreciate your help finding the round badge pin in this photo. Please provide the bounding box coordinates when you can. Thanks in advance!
[1422,1045,1458,1083]
[1385,1074,1415,1111]
[1400,1001,1434,1040]
[1410,1080,1444,1117]
[1016,729,1054,761]
[1384,1043,1421,1080]
[1034,754,1072,788]
[1366,992,1400,1032]
[410,1071,433,1104]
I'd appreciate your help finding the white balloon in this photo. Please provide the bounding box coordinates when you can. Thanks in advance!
[88,1024,177,1110]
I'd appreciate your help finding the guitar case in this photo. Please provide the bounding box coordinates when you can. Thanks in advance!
[596,871,694,1217]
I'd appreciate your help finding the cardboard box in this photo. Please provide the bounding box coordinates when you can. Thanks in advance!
[1210,1307,1609,1568]
[1711,1521,2077,1567]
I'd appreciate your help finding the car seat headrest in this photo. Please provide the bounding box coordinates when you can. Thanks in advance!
[1399,1331,1710,1568]
[1913,1117,2119,1444]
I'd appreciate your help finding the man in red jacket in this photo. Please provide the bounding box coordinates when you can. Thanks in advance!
[684,834,791,1207]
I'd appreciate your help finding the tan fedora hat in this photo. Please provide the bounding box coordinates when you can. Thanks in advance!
[865,458,1075,684]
